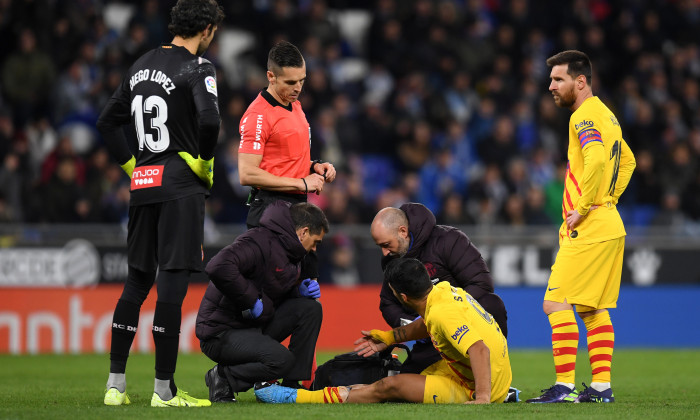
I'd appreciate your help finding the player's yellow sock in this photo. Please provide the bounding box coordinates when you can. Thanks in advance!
[583,310,614,383]
[549,310,578,384]
[296,387,345,403]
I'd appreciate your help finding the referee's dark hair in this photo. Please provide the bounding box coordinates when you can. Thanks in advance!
[384,258,432,300]
[290,202,329,236]
[268,41,304,75]
[546,50,592,86]
[168,0,225,38]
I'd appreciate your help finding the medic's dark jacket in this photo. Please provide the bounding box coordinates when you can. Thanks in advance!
[196,201,307,340]
[379,203,495,327]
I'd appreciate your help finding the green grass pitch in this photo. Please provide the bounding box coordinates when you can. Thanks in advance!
[1,350,698,419]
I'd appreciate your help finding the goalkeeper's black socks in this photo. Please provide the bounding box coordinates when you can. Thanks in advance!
[152,301,182,399]
[109,299,141,373]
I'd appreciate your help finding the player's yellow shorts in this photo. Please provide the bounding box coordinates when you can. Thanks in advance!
[420,360,509,404]
[422,360,471,404]
[545,236,625,310]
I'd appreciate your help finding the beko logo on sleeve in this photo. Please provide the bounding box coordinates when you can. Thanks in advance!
[450,324,470,343]
[574,119,594,130]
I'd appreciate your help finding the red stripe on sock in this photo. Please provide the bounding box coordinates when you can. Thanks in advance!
[588,340,615,351]
[555,362,576,373]
[552,332,579,341]
[592,366,611,375]
[587,325,614,336]
[331,388,341,403]
[553,347,577,356]
[323,391,329,403]
[590,354,612,363]
[552,322,578,329]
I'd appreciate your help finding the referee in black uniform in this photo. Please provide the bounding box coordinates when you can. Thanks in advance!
[97,0,224,408]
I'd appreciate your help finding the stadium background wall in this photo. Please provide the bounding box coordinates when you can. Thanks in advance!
[1,284,699,354]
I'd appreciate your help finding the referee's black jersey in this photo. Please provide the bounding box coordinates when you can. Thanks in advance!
[98,44,220,206]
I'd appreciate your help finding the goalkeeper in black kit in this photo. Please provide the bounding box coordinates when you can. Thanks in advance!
[96,0,224,408]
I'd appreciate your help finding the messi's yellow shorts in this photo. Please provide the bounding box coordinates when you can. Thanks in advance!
[420,360,509,404]
[545,236,625,310]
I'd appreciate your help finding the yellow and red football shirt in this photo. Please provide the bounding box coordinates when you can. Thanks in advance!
[561,96,636,244]
[239,90,311,183]
[424,282,512,401]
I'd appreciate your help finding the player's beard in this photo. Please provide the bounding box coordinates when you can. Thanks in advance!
[553,85,576,109]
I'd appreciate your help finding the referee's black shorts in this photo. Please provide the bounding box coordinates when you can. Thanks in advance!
[127,193,205,272]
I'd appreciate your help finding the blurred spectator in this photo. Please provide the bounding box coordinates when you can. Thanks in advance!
[437,193,474,226]
[1,28,55,126]
[0,0,697,229]
[325,233,361,287]
[524,185,553,226]
[43,157,89,223]
[208,140,250,224]
[99,164,130,224]
[40,136,86,187]
[660,142,696,196]
[0,153,22,222]
[500,193,526,226]
[398,120,432,172]
[478,115,519,171]
[129,0,169,49]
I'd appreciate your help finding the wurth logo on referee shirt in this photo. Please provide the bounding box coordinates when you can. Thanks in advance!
[239,115,263,150]
[254,114,263,150]
[131,165,164,190]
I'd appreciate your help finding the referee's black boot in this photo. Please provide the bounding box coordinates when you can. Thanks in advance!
[205,365,237,403]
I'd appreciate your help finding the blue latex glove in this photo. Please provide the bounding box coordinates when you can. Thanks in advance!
[241,298,263,319]
[298,278,321,299]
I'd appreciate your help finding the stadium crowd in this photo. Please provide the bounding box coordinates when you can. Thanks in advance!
[0,0,698,234]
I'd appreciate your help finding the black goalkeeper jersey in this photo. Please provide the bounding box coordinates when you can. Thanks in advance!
[97,44,221,206]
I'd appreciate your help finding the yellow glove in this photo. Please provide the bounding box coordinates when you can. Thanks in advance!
[120,156,136,178]
[178,152,214,189]
[369,329,395,345]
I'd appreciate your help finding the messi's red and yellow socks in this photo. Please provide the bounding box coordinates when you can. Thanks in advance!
[549,310,579,385]
[296,387,346,403]
[583,310,614,384]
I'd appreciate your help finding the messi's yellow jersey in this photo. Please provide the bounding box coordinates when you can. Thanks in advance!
[561,96,636,244]
[424,282,511,400]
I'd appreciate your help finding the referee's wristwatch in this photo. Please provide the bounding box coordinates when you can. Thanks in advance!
[310,159,324,174]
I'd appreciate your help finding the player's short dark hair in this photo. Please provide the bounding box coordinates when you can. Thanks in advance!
[168,0,225,38]
[267,41,304,75]
[385,258,432,300]
[290,202,329,236]
[546,50,592,86]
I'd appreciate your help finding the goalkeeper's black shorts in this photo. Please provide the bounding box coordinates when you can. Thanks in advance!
[127,193,205,272]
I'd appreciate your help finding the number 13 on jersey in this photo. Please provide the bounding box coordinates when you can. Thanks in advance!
[131,94,170,152]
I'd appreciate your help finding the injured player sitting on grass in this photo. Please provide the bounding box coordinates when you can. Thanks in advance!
[255,258,513,404]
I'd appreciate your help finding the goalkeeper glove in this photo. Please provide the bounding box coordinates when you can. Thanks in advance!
[369,329,395,345]
[242,298,263,320]
[120,156,136,178]
[178,151,214,189]
[298,278,321,299]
